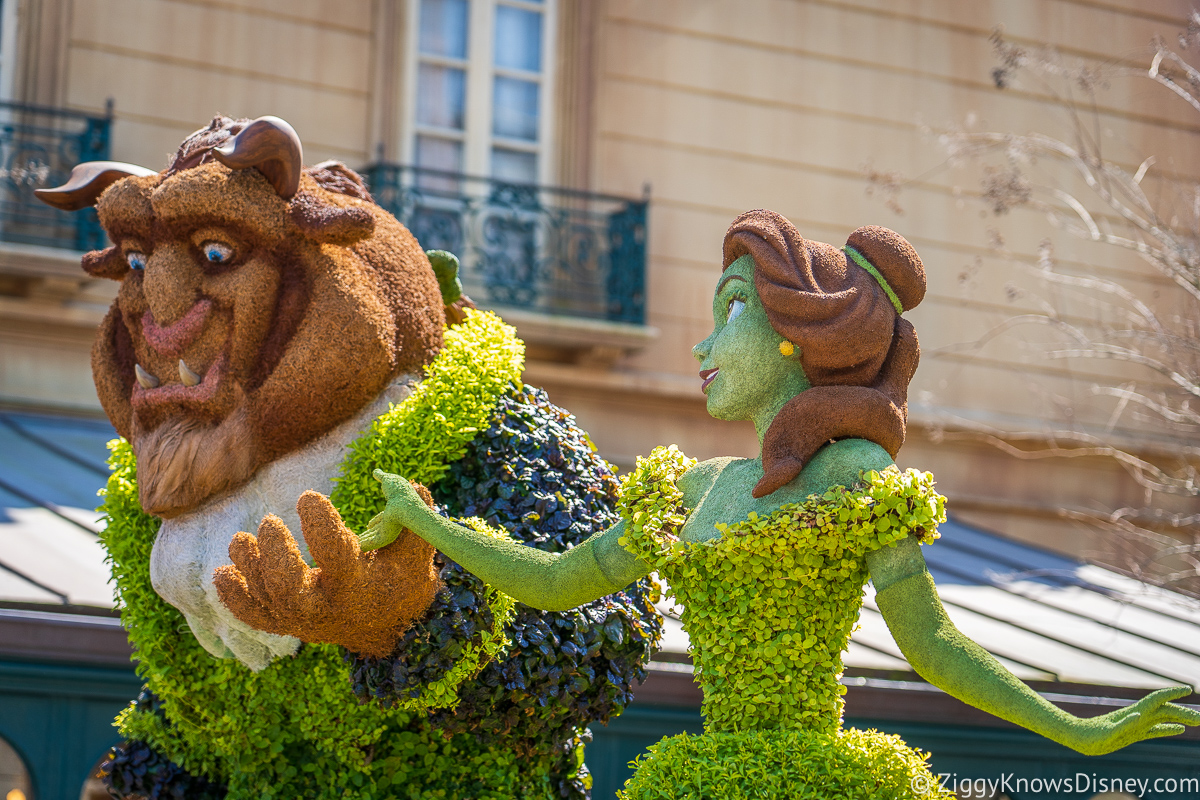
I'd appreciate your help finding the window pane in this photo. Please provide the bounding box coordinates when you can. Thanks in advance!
[492,147,537,183]
[416,135,463,172]
[494,5,542,72]
[419,0,468,59]
[492,76,539,141]
[416,136,464,192]
[417,64,466,129]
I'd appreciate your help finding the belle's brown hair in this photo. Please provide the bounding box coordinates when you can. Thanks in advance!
[721,209,926,497]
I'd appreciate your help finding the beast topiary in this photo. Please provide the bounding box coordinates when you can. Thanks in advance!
[39,115,663,799]
[95,311,659,799]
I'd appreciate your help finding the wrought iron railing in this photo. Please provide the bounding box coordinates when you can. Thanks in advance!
[361,164,648,325]
[0,100,112,252]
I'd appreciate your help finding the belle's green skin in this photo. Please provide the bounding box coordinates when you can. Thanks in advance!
[366,254,1199,756]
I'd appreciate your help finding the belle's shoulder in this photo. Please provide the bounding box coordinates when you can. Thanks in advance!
[677,456,739,503]
[804,439,895,491]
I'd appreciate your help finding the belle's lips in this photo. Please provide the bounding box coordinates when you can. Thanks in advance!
[700,368,719,392]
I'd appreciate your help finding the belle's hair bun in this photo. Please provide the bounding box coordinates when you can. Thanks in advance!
[846,226,926,312]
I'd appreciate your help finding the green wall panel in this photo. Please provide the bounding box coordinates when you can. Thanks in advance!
[0,661,139,800]
[5,660,1199,800]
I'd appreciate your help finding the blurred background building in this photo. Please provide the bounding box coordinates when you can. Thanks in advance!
[2,1,1200,798]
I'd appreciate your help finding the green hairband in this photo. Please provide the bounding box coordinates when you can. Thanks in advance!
[844,245,904,315]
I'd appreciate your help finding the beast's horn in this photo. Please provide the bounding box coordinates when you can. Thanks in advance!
[211,116,303,200]
[35,161,157,211]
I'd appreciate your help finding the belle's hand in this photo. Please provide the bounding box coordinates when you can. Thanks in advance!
[1061,686,1200,755]
[361,469,433,552]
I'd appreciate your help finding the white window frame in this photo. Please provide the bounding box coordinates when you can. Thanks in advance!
[400,0,557,185]
[0,0,20,103]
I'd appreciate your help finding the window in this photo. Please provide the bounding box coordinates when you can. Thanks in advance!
[405,0,555,185]
[0,0,17,102]
[0,736,31,800]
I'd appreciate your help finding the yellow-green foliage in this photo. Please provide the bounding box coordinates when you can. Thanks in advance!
[333,308,526,531]
[99,309,544,798]
[332,309,523,709]
[619,727,954,800]
[619,446,946,735]
[615,446,949,798]
[616,445,696,559]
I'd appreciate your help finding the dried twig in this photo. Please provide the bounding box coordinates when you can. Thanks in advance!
[879,21,1200,594]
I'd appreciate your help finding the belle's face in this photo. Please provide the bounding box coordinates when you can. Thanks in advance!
[693,254,809,422]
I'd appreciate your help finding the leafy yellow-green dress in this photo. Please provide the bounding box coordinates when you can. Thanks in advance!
[616,446,954,800]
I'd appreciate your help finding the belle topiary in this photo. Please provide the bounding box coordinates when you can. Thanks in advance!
[266,209,1198,798]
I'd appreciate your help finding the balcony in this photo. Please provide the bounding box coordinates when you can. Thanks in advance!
[0,100,111,253]
[0,102,116,400]
[361,164,655,364]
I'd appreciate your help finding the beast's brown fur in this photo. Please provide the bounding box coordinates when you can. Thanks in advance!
[721,210,926,497]
[87,117,445,517]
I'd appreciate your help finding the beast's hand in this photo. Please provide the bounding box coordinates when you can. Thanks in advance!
[360,469,433,551]
[213,489,441,658]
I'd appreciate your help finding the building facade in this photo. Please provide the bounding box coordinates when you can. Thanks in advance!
[4,0,1198,570]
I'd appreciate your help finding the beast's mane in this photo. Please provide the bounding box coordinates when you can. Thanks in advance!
[166,116,374,203]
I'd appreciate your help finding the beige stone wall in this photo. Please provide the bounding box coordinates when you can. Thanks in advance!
[2,0,1197,575]
[0,0,387,415]
[64,0,379,169]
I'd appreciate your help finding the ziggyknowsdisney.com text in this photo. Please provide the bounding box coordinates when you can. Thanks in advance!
[911,772,1200,797]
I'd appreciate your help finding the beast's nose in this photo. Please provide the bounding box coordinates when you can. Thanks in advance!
[142,299,213,357]
[141,241,203,327]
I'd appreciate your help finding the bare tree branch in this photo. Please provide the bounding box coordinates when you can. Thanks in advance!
[874,21,1200,594]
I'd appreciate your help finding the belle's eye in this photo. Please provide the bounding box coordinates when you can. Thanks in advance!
[126,252,146,271]
[201,241,233,264]
[726,298,745,324]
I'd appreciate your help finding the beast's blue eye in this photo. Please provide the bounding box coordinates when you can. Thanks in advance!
[126,252,146,270]
[202,241,233,264]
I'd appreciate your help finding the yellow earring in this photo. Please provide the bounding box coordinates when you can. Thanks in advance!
[779,341,795,357]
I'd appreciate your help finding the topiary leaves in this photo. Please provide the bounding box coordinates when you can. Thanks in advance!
[618,448,946,735]
[98,311,615,799]
[619,726,954,800]
[348,384,664,794]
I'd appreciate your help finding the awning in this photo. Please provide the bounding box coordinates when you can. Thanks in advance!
[0,411,115,608]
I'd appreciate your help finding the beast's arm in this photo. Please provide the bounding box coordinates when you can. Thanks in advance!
[867,538,1199,755]
[365,470,650,610]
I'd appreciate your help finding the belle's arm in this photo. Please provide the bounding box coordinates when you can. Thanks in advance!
[365,471,650,611]
[866,538,1200,755]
